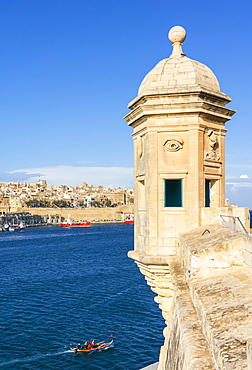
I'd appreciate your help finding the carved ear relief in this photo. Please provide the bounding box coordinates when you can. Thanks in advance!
[138,135,144,157]
[205,129,220,160]
[163,137,184,152]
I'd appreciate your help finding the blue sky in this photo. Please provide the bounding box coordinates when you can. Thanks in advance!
[1,0,252,207]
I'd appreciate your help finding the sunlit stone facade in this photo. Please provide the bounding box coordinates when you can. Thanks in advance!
[124,26,236,256]
[125,26,251,370]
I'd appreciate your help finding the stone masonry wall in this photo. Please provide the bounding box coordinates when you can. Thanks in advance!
[15,205,133,222]
[162,258,216,370]
[160,224,252,370]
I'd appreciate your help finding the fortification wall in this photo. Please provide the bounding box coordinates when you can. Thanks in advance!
[156,225,252,370]
[14,205,134,222]
[161,258,216,370]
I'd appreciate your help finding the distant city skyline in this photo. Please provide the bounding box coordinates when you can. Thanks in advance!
[0,179,134,215]
[0,1,252,207]
[2,166,134,189]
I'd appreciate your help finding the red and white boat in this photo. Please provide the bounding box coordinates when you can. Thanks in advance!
[124,215,134,224]
[60,218,90,228]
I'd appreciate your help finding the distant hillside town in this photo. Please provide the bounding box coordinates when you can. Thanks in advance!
[0,180,134,214]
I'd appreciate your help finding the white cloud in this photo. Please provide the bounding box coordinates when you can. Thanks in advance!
[226,181,252,192]
[226,176,252,208]
[9,165,134,188]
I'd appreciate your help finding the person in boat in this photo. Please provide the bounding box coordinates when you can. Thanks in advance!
[82,342,88,349]
[87,341,93,350]
[70,342,79,351]
[91,339,100,348]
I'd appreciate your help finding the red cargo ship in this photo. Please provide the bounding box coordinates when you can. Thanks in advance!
[60,218,90,227]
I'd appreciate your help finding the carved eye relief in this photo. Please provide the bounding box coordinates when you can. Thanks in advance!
[164,139,183,152]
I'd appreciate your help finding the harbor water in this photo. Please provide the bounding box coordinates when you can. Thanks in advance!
[0,223,164,369]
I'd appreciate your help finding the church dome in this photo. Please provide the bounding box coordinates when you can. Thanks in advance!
[138,26,220,96]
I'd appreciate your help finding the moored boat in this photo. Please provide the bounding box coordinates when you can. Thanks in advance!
[18,222,26,230]
[2,224,9,231]
[69,335,114,354]
[124,214,134,224]
[60,218,90,228]
[2,222,26,231]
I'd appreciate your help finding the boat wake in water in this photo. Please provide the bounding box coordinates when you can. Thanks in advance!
[0,351,70,367]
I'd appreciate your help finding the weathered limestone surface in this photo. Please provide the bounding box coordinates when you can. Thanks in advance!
[247,340,252,370]
[162,258,216,370]
[179,225,252,369]
[181,225,245,278]
[201,206,249,233]
[154,226,252,370]
[190,270,252,369]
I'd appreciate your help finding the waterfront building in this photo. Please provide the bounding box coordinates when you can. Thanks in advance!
[0,196,10,214]
[0,212,46,226]
[0,180,134,213]
[125,26,252,369]
[9,195,22,209]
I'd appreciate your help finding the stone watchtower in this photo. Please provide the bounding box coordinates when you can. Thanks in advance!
[124,26,252,370]
[124,26,235,257]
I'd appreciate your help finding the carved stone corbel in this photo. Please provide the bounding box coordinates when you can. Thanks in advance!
[128,251,175,321]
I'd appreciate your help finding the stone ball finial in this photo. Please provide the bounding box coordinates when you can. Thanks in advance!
[168,26,186,44]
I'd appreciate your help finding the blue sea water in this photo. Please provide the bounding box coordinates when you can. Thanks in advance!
[0,223,164,369]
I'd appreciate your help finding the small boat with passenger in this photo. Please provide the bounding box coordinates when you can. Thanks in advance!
[69,335,114,354]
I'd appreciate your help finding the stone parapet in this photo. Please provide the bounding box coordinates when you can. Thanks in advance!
[179,224,252,369]
[161,258,216,370]
[180,224,245,280]
[201,206,250,233]
[188,270,251,369]
[129,225,252,369]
